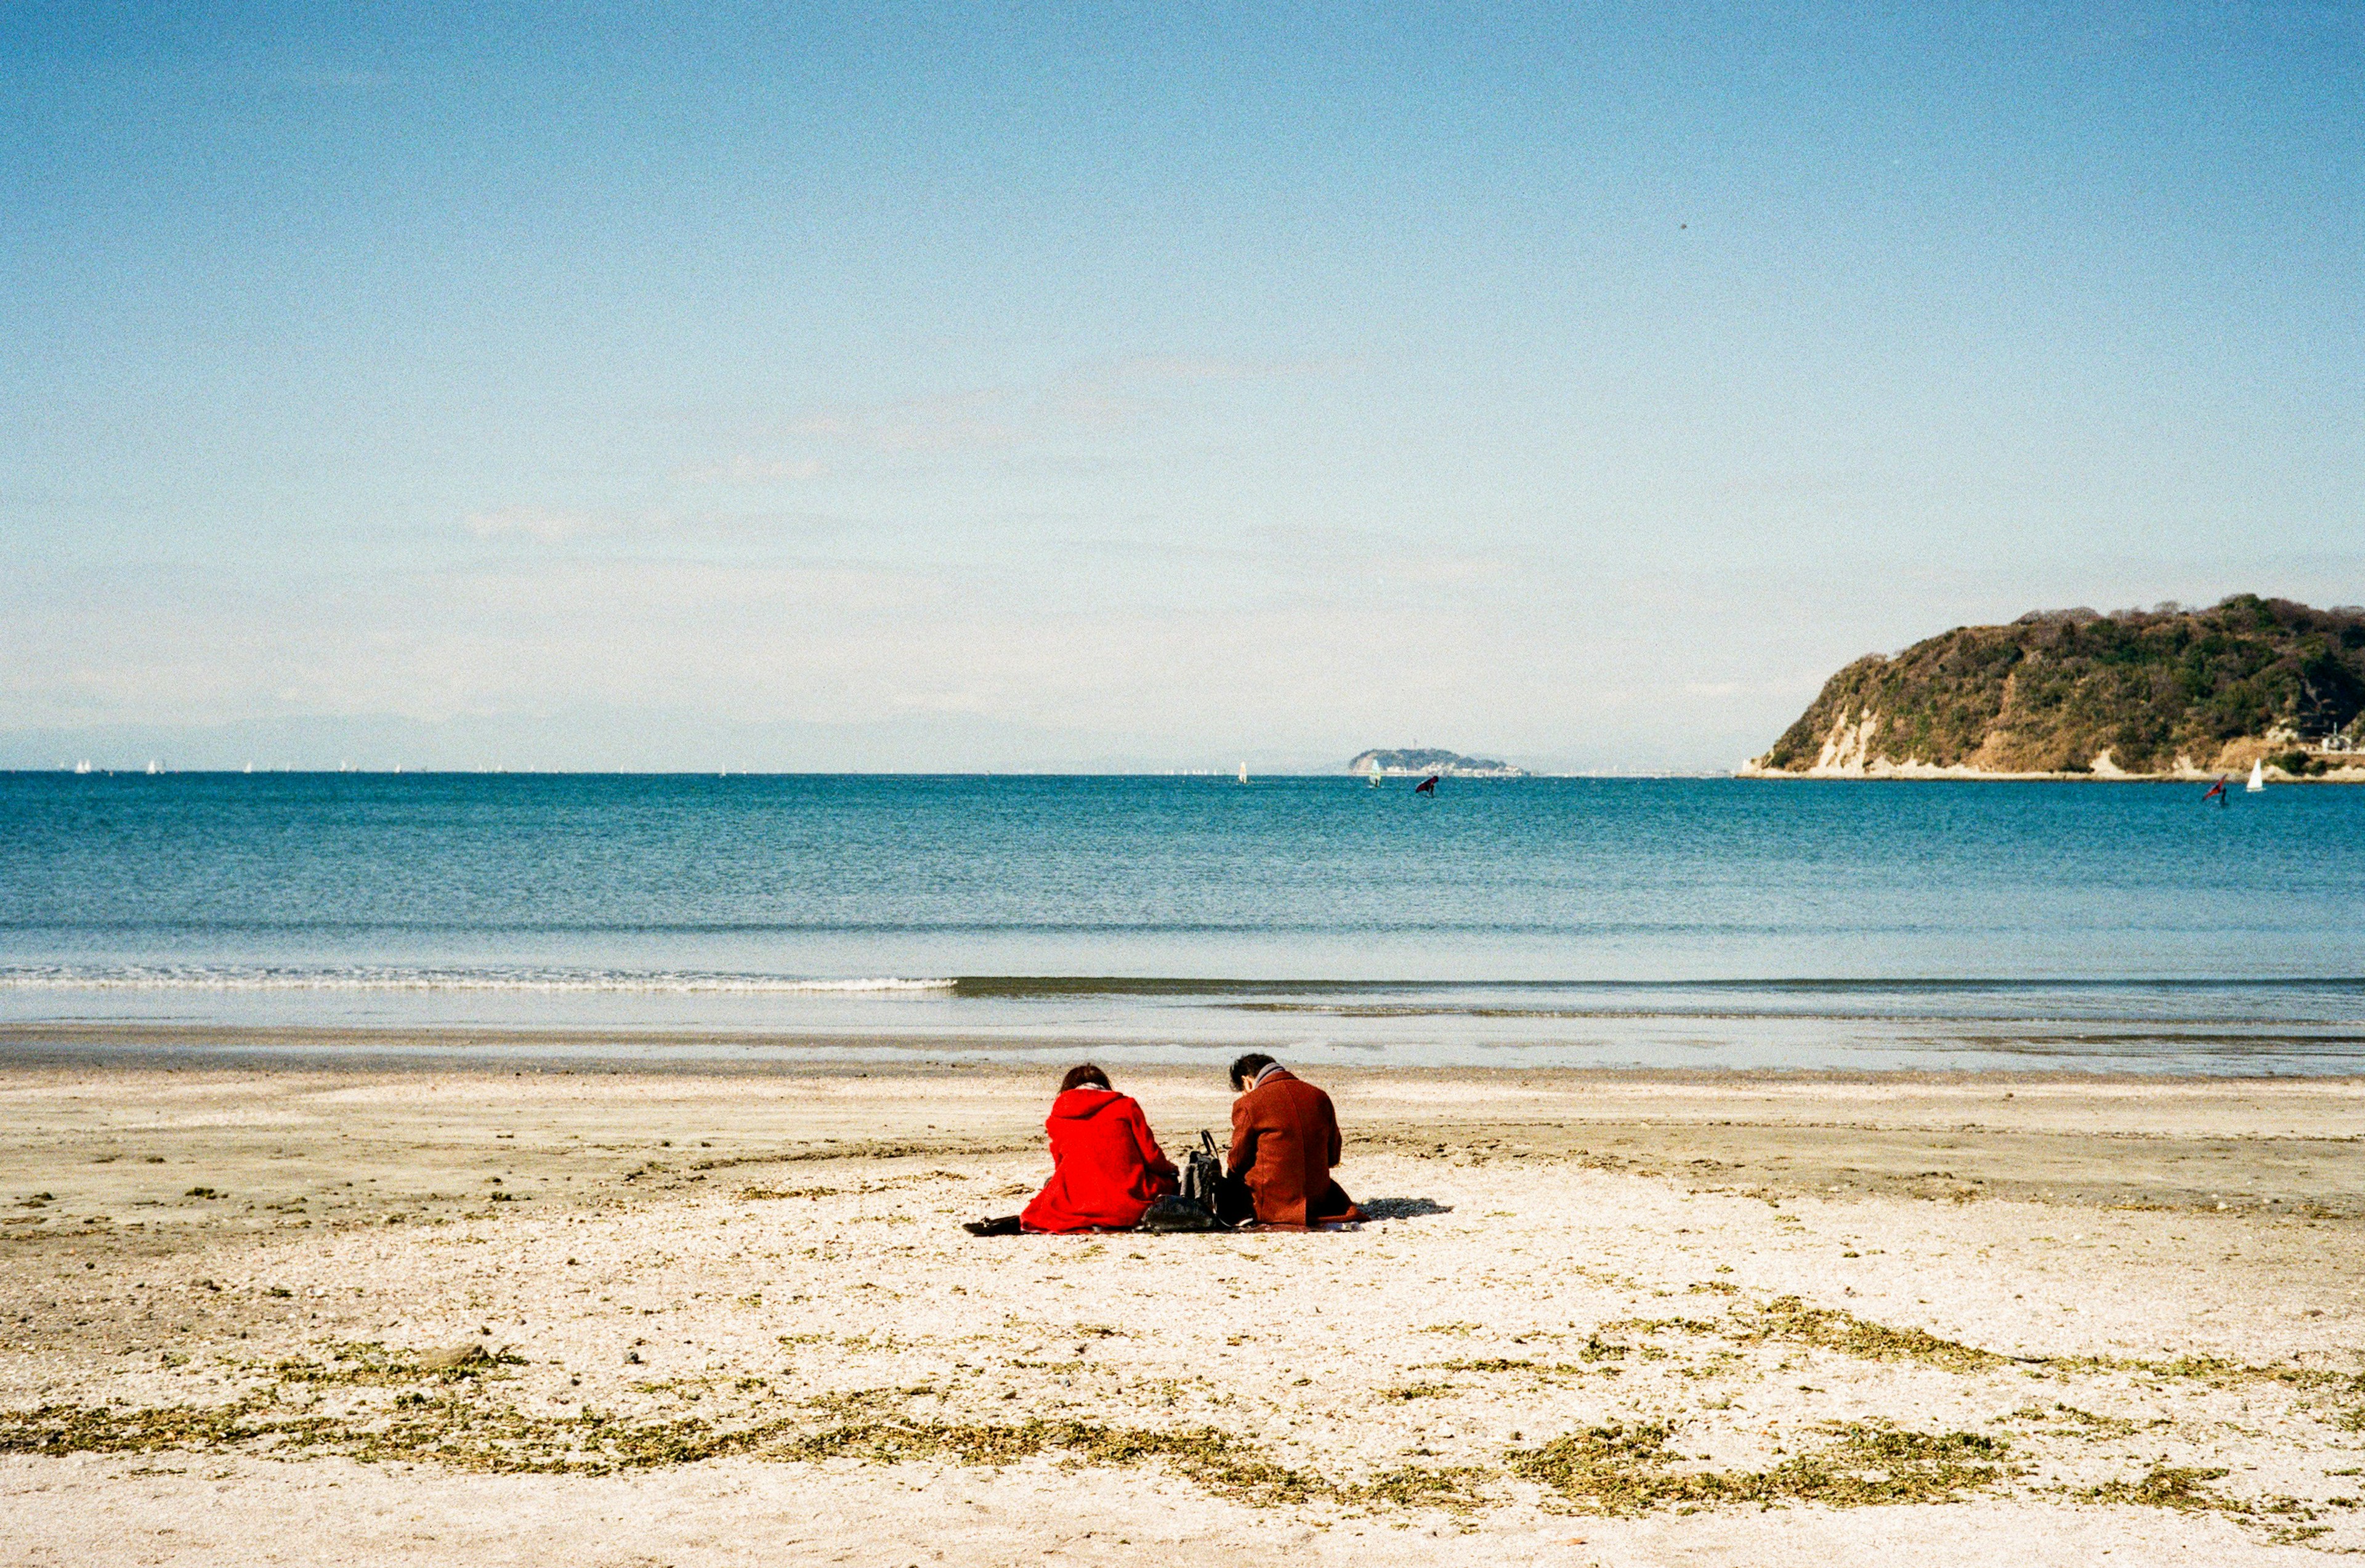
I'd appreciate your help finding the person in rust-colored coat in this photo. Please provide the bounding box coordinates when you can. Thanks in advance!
[1225,1054,1362,1226]
[1020,1064,1178,1232]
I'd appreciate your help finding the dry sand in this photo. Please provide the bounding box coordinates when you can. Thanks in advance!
[2,1054,2363,1565]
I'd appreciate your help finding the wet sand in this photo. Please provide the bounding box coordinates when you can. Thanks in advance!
[2,1053,2363,1564]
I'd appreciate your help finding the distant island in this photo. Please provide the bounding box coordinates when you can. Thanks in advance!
[1348,747,1527,778]
[1741,596,2365,781]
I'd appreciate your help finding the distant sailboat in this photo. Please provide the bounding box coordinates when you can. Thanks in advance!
[2247,759,2266,793]
[1238,762,1250,785]
[145,759,161,775]
[1367,761,1382,787]
[73,759,91,775]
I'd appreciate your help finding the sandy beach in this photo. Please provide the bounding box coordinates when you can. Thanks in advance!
[2,1049,2363,1565]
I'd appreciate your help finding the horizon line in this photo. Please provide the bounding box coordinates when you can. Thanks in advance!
[0,766,1736,780]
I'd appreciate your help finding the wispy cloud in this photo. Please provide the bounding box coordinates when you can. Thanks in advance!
[743,352,1345,462]
[671,456,827,485]
[780,391,1030,453]
[463,506,615,544]
[1109,354,1359,384]
[1370,551,1507,587]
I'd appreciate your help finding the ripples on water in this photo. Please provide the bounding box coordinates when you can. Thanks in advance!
[2,772,2360,1073]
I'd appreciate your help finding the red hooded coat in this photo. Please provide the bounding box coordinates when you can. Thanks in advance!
[1019,1087,1178,1232]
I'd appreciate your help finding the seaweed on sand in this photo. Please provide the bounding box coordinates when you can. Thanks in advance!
[1511,1420,2014,1514]
[1730,1297,2007,1372]
[0,1392,1486,1508]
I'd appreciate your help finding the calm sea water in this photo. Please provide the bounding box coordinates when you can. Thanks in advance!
[1,772,2360,1073]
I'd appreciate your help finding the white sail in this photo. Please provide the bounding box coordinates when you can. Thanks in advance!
[2247,759,2266,793]
[1238,761,1249,785]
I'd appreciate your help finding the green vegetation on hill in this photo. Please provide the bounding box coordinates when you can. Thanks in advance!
[1348,748,1526,777]
[1757,596,2365,776]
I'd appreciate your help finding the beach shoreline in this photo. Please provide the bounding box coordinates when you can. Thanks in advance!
[11,1017,2365,1073]
[2,1058,2362,1563]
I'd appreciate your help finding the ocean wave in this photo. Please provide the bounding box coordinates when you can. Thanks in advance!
[0,967,956,995]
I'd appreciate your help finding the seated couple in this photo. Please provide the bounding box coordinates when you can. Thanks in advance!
[1019,1054,1364,1232]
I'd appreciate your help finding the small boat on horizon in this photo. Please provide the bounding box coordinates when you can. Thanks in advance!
[2247,759,2266,793]
[1238,762,1249,785]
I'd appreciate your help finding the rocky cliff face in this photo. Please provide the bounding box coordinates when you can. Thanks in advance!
[1744,596,2365,780]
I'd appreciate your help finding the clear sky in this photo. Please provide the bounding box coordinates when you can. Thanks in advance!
[3,2,2359,772]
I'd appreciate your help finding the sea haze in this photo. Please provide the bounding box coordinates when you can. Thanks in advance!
[1,773,2359,1075]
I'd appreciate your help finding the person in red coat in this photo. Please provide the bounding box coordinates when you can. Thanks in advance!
[1019,1064,1179,1232]
[1226,1054,1362,1226]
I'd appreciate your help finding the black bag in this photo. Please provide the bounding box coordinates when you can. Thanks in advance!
[1136,1194,1222,1232]
[1178,1130,1227,1213]
[1142,1131,1245,1230]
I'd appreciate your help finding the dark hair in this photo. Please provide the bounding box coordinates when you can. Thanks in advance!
[1060,1063,1112,1093]
[1228,1053,1277,1091]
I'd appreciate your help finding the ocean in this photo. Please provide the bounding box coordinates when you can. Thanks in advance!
[1,771,2359,1074]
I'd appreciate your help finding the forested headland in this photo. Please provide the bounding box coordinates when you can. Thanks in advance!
[1747,596,2365,779]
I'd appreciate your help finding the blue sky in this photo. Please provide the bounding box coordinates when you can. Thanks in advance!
[3,2,2359,770]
